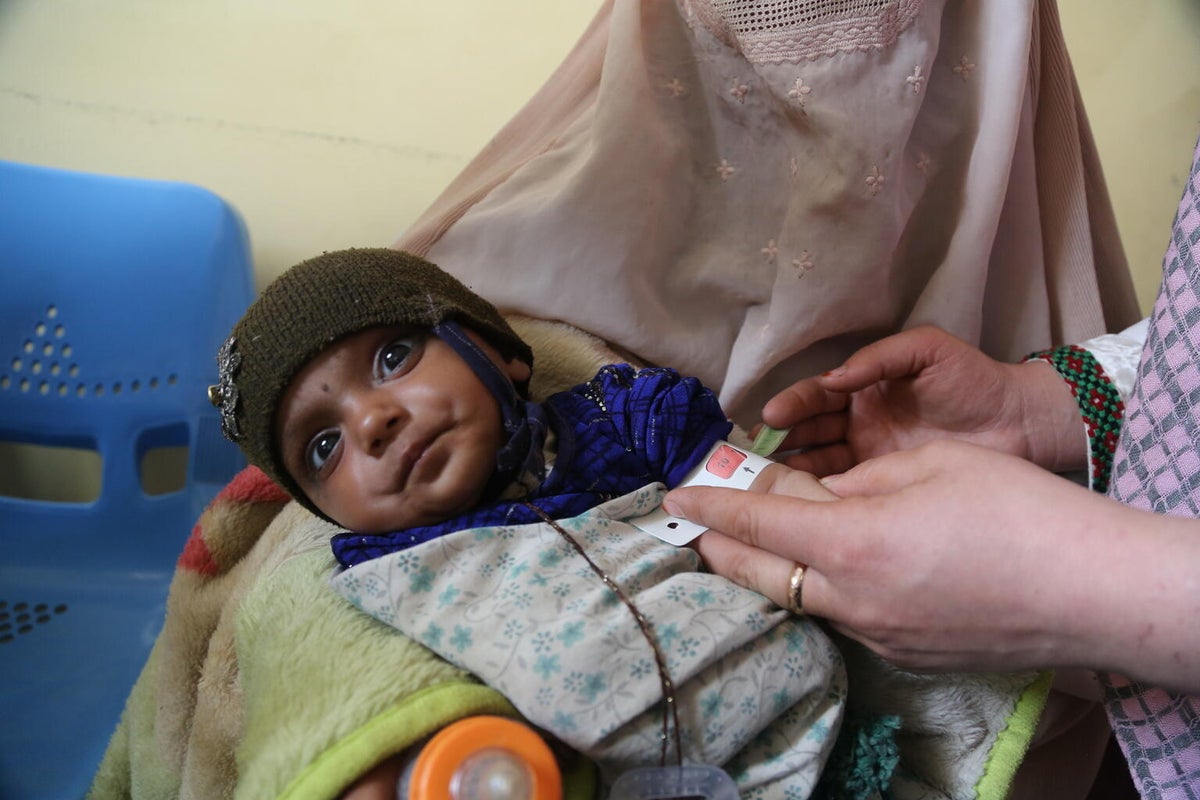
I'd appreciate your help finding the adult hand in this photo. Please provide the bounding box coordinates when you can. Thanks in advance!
[760,325,1083,476]
[667,440,1200,691]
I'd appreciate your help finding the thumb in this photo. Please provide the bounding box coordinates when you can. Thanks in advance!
[820,448,934,498]
[663,484,837,563]
[762,329,947,427]
[821,325,959,391]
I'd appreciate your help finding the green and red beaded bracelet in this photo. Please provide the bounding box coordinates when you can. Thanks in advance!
[1025,345,1124,494]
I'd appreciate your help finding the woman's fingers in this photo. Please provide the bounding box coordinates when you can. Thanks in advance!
[664,482,838,567]
[761,328,939,429]
[777,443,856,477]
[692,530,795,609]
[819,444,944,498]
[777,410,849,450]
[827,325,959,388]
[693,530,830,618]
[762,379,849,430]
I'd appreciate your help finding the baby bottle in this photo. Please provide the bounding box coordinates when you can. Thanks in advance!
[398,716,562,800]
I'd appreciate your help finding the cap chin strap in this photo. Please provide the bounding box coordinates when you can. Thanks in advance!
[434,321,547,497]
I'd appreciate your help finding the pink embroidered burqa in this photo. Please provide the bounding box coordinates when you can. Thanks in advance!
[396,0,1139,427]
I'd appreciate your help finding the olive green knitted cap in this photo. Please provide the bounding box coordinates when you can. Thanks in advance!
[208,248,532,508]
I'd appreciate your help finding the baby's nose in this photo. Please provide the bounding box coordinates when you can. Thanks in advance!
[350,395,405,454]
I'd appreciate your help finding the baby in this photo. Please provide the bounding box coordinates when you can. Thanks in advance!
[209,249,854,798]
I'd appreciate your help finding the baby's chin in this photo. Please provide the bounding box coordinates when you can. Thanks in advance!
[327,487,491,534]
[311,453,498,533]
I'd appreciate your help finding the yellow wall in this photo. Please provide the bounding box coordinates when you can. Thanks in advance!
[1060,0,1200,309]
[2,0,1198,312]
[0,1,599,289]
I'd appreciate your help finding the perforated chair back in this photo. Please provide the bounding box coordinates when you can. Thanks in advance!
[0,161,254,799]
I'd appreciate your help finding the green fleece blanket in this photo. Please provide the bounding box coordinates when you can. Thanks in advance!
[87,477,596,800]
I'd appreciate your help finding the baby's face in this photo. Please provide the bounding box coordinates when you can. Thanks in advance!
[276,324,530,533]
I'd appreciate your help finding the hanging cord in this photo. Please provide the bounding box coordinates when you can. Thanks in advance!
[522,502,683,767]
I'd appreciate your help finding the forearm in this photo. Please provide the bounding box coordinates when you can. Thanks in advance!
[1033,496,1200,694]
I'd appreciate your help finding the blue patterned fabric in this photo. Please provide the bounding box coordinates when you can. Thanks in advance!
[331,485,845,796]
[331,364,732,568]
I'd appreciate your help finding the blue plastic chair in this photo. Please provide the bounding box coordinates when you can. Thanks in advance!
[0,161,254,799]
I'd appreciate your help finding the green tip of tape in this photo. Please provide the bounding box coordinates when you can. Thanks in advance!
[750,425,790,456]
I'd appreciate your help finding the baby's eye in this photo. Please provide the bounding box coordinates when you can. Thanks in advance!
[306,429,341,473]
[376,335,421,380]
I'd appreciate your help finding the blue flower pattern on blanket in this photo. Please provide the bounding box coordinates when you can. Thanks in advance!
[331,485,846,798]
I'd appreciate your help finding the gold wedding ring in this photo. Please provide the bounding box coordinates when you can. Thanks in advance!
[787,562,807,616]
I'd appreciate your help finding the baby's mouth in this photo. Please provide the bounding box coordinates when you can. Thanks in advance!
[393,436,432,491]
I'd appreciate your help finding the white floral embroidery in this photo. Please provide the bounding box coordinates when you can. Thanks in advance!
[761,240,779,264]
[953,55,976,81]
[789,156,800,178]
[716,159,737,182]
[906,66,925,94]
[865,165,886,196]
[787,77,812,108]
[915,152,932,175]
[664,78,687,97]
[729,79,751,103]
[792,251,815,277]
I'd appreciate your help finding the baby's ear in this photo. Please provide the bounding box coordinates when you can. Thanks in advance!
[502,354,532,386]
